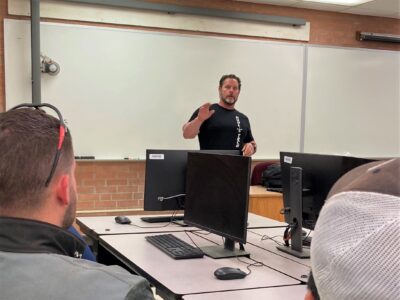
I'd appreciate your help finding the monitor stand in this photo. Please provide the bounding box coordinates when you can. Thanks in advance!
[302,236,312,247]
[171,220,187,227]
[276,167,310,258]
[200,238,249,259]
[141,215,185,224]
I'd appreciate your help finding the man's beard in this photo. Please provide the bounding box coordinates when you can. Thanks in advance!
[221,96,237,106]
[61,185,77,229]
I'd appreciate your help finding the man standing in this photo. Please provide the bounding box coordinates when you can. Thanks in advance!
[0,106,154,300]
[183,74,256,157]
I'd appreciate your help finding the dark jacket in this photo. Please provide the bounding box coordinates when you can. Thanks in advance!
[0,217,154,300]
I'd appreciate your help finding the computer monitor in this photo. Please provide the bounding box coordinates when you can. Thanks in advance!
[280,152,374,229]
[277,151,374,258]
[184,152,251,259]
[143,149,240,222]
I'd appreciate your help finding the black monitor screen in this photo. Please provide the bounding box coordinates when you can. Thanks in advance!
[144,149,240,211]
[280,152,374,229]
[184,152,251,258]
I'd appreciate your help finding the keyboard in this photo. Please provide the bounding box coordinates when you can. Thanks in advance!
[141,215,184,223]
[145,234,204,259]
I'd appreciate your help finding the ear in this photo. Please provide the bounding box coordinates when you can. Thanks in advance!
[55,175,70,206]
[304,290,314,300]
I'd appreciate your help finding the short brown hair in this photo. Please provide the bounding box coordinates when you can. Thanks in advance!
[219,74,241,90]
[0,108,74,212]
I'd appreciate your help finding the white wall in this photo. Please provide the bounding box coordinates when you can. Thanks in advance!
[5,19,304,159]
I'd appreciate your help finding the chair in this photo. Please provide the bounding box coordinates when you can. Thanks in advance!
[250,160,278,186]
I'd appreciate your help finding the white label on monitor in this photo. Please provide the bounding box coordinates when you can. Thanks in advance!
[284,156,293,164]
[149,154,164,160]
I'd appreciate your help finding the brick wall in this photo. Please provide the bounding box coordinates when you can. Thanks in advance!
[75,161,145,213]
[0,0,399,215]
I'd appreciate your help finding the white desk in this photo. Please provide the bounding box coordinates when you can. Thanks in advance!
[247,228,311,268]
[76,214,196,237]
[77,214,309,299]
[189,230,310,282]
[100,231,301,300]
[76,214,198,255]
[76,213,286,238]
[183,285,308,299]
[246,212,287,228]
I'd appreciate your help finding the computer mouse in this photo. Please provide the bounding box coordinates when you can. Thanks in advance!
[214,267,247,280]
[114,216,131,224]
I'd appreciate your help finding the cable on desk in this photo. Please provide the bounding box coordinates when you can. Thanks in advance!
[183,230,204,252]
[235,253,264,276]
[261,234,286,246]
[190,230,211,236]
[247,229,285,246]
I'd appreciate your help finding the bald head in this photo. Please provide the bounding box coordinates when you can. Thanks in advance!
[328,158,400,198]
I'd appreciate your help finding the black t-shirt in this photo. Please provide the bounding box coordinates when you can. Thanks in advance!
[189,103,254,151]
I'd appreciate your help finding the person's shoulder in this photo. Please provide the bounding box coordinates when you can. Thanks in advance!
[57,255,154,299]
[234,109,249,120]
[0,251,154,300]
[210,103,220,110]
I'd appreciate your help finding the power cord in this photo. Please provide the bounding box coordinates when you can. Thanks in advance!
[247,229,285,246]
[261,234,286,246]
[183,230,203,250]
[235,254,264,276]
[157,194,186,202]
[283,222,298,247]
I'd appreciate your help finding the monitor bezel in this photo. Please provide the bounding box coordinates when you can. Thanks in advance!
[280,151,375,229]
[183,152,251,245]
[143,149,241,212]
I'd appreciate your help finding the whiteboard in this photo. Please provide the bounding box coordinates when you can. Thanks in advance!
[304,45,400,158]
[4,19,304,159]
[5,19,399,159]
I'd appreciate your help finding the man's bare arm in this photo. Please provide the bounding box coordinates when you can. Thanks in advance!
[182,102,215,139]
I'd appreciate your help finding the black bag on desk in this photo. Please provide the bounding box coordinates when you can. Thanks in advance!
[261,163,282,188]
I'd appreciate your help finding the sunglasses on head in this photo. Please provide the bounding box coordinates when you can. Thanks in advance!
[11,103,67,187]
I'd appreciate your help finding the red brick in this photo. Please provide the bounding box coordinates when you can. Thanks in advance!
[107,179,127,186]
[138,184,145,193]
[133,192,144,200]
[112,193,133,200]
[116,200,137,208]
[117,172,138,179]
[76,201,95,210]
[77,186,95,193]
[79,193,100,201]
[118,186,138,193]
[94,201,117,209]
[100,194,112,201]
[95,172,118,180]
[83,179,106,186]
[96,186,118,193]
